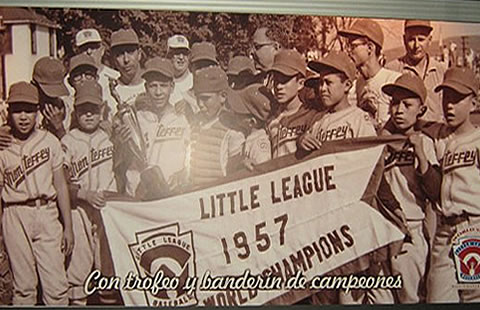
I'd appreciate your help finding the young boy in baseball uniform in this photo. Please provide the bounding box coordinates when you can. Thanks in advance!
[267,49,318,158]
[62,80,116,305]
[410,67,480,303]
[0,82,73,305]
[380,73,433,303]
[298,51,376,151]
[187,66,245,188]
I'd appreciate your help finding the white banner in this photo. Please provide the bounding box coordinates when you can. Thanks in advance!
[101,144,404,306]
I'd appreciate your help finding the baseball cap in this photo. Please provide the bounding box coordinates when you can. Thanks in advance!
[167,34,190,52]
[75,28,102,47]
[227,56,255,75]
[142,57,174,80]
[434,67,479,96]
[404,20,433,33]
[382,73,427,104]
[228,84,272,121]
[32,56,69,97]
[308,51,356,81]
[338,19,384,48]
[7,81,39,105]
[304,70,321,88]
[69,54,97,74]
[110,28,139,48]
[74,80,103,106]
[270,49,306,77]
[193,66,228,94]
[190,42,219,64]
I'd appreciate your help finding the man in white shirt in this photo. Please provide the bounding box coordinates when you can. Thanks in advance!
[166,34,193,106]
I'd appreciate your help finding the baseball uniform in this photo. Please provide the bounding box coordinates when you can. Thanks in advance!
[0,129,69,305]
[308,105,376,142]
[125,105,190,196]
[356,68,401,128]
[244,128,271,165]
[114,81,145,107]
[423,123,480,303]
[380,121,437,303]
[62,128,116,303]
[267,105,318,158]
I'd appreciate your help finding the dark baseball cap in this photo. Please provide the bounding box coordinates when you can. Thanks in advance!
[404,20,433,33]
[110,28,139,48]
[190,42,219,64]
[142,57,174,80]
[308,51,356,81]
[383,73,427,104]
[74,80,103,106]
[435,67,479,96]
[69,54,97,74]
[32,56,69,97]
[193,66,228,94]
[227,56,255,75]
[8,81,39,105]
[228,84,272,121]
[270,49,306,77]
[338,19,384,48]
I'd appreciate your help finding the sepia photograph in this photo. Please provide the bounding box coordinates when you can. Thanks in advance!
[0,1,479,306]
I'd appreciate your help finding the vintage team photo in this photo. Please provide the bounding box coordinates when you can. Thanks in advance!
[0,4,479,306]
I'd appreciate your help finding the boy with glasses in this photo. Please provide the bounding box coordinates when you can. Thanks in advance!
[339,19,401,130]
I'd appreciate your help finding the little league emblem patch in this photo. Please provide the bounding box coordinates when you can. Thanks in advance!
[452,227,480,284]
[129,223,198,306]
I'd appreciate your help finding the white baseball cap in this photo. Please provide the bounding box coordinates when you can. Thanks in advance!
[76,28,102,47]
[167,34,189,52]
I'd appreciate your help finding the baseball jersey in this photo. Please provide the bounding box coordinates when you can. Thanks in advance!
[0,130,64,203]
[188,118,244,186]
[115,80,145,107]
[169,71,193,106]
[381,121,439,220]
[267,104,319,158]
[244,128,271,165]
[62,128,116,193]
[308,105,376,143]
[427,124,480,216]
[356,68,401,127]
[386,55,445,123]
[125,105,190,196]
[98,66,121,121]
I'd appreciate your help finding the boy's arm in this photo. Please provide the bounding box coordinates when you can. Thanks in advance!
[52,167,74,257]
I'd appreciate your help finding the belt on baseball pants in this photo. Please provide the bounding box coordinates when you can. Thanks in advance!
[3,197,56,208]
[440,211,480,226]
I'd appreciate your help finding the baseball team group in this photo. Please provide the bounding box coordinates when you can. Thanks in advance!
[0,15,478,305]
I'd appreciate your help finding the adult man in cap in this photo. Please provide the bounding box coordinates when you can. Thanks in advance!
[339,19,401,129]
[175,41,220,125]
[32,56,71,138]
[386,20,445,123]
[266,49,318,158]
[109,28,145,107]
[251,27,280,73]
[118,57,190,198]
[75,28,120,121]
[167,34,193,106]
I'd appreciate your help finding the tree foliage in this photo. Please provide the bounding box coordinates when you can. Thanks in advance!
[35,8,353,67]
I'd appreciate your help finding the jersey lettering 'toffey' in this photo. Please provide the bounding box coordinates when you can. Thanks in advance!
[315,125,355,143]
[385,149,415,168]
[155,125,186,140]
[442,149,478,174]
[69,146,114,179]
[4,147,50,188]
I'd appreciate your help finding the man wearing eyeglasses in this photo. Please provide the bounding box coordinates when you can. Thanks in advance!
[385,20,445,123]
[251,27,282,88]
[167,34,193,107]
[339,19,401,130]
[75,28,120,122]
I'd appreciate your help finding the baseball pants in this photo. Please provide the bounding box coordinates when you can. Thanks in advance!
[66,207,95,305]
[2,202,69,305]
[390,220,428,303]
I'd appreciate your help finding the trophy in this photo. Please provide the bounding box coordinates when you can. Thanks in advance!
[108,78,169,200]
